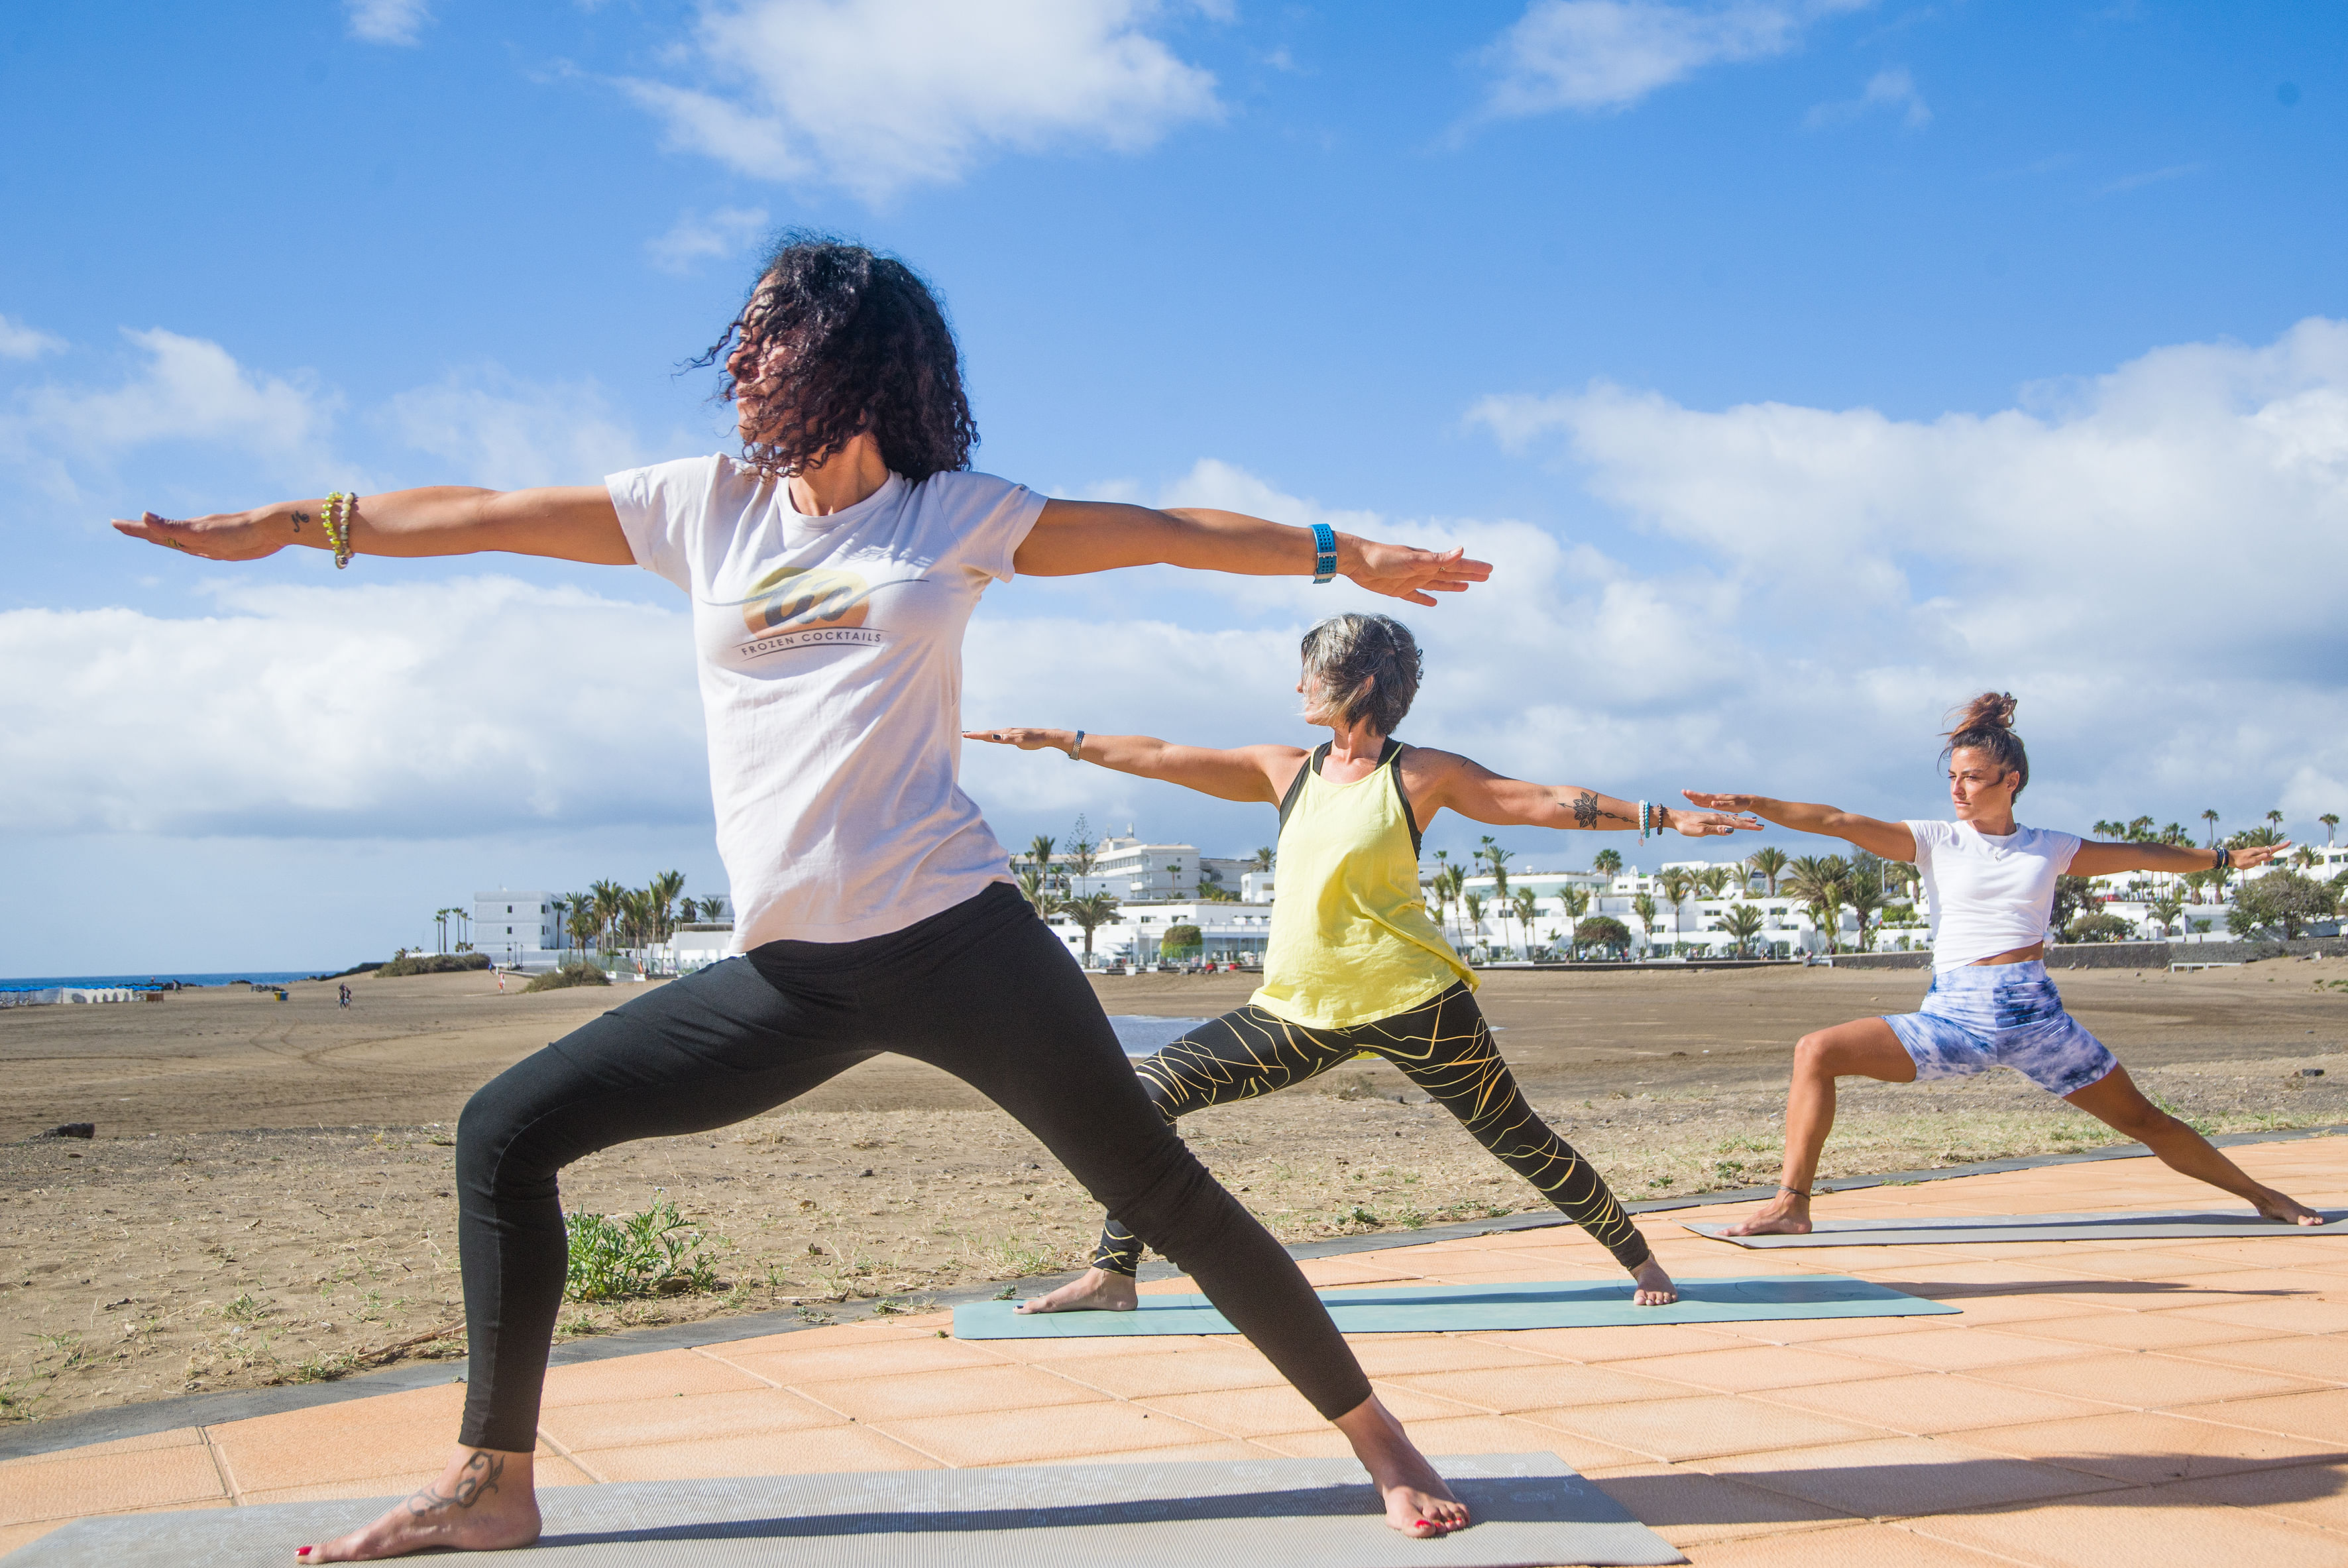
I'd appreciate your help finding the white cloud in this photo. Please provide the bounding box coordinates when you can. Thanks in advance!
[647,206,773,275]
[0,314,67,360]
[0,578,704,839]
[1805,66,1929,129]
[620,0,1222,200]
[0,328,338,496]
[384,367,645,489]
[347,0,431,45]
[1462,317,2348,833]
[1479,0,1872,117]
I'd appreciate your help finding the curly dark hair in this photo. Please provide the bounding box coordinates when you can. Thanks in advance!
[693,232,977,482]
[1942,691,2029,795]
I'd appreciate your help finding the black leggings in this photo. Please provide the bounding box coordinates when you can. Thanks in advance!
[453,883,1371,1451]
[1094,983,1652,1277]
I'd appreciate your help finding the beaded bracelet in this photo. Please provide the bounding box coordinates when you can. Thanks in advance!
[1637,799,1651,842]
[322,491,356,570]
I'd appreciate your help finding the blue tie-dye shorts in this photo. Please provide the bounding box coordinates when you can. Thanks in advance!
[1883,960,2119,1097]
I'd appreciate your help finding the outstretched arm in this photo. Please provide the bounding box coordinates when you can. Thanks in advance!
[2070,839,2290,877]
[964,727,1304,805]
[112,486,633,565]
[1012,500,1491,608]
[1412,752,1759,837]
[1679,791,1915,861]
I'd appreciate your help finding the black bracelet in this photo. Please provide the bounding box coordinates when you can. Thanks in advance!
[2212,846,2232,871]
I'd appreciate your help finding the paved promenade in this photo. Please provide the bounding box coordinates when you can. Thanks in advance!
[6,1137,2347,1563]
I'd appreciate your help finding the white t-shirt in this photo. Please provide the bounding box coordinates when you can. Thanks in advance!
[608,457,1046,948]
[1906,819,2084,970]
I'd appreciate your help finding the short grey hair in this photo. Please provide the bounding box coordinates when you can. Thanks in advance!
[1300,614,1422,735]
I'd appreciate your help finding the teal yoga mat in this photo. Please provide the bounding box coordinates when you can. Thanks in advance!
[956,1275,1954,1339]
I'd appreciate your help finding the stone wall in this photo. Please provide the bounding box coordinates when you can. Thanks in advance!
[1827,936,2348,972]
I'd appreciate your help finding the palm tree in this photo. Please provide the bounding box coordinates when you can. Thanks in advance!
[1746,846,1788,897]
[1559,884,1591,923]
[1630,893,1659,954]
[2201,809,2220,846]
[1845,853,1887,954]
[648,869,687,944]
[1783,854,1851,954]
[1427,849,1453,940]
[1015,864,1060,915]
[2323,813,2341,848]
[565,901,600,962]
[1593,846,1624,879]
[2092,818,2120,840]
[1027,834,1058,893]
[590,880,625,952]
[1252,846,1274,872]
[433,907,454,954]
[1510,887,1541,959]
[1658,868,1695,956]
[1461,892,1488,956]
[1720,903,1767,956]
[2126,815,2155,842]
[1439,863,1468,947]
[1060,892,1121,966]
[2149,895,2184,936]
[2268,810,2286,839]
[1477,836,1514,906]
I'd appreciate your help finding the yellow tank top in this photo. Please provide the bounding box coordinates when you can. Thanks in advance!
[1251,740,1477,1030]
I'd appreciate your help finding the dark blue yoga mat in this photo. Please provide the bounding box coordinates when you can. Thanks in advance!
[956,1275,1954,1339]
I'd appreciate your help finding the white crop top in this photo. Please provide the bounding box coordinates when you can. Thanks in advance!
[1906,819,2084,971]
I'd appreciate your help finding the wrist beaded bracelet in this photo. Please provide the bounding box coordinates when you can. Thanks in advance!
[322,491,357,570]
[1637,800,1651,842]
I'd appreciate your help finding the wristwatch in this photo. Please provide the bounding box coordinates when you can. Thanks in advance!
[1310,523,1337,584]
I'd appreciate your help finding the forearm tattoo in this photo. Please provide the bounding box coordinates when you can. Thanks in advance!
[405,1450,504,1515]
[290,508,308,534]
[1570,790,1630,830]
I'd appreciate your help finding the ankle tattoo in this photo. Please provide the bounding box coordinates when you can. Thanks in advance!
[405,1451,504,1516]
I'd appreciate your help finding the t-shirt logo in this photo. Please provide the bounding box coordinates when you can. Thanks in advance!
[736,565,874,635]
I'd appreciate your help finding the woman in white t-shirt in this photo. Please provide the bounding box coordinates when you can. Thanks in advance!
[117,239,1488,1559]
[1683,693,2319,1239]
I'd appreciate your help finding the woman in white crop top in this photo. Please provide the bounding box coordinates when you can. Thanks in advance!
[1683,693,2318,1238]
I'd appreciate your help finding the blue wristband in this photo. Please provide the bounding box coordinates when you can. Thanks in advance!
[1310,522,1337,584]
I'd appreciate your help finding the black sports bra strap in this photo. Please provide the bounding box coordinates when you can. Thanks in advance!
[1276,742,1330,838]
[1384,740,1424,856]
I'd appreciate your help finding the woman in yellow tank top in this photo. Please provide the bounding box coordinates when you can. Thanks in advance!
[969,614,1757,1314]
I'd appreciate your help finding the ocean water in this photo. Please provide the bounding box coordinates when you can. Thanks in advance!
[0,971,327,992]
[1108,1015,1210,1057]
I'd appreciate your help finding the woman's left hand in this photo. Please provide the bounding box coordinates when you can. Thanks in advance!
[1343,541,1492,606]
[963,727,1070,752]
[2231,841,2292,869]
[1663,805,1763,838]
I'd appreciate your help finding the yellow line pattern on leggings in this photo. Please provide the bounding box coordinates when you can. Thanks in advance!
[1094,983,1648,1276]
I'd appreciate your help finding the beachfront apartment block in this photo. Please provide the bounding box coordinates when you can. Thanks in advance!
[472,890,567,970]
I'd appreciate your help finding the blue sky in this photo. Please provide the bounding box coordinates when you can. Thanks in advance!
[4,1,2345,972]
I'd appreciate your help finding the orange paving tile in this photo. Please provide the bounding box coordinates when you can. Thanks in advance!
[12,1133,2348,1567]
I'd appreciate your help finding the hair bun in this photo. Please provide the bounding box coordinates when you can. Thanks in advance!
[1949,691,2018,734]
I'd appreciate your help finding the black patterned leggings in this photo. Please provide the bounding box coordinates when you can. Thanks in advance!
[1094,983,1653,1277]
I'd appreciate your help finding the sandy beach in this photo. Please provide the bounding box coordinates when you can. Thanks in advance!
[5,956,2345,1427]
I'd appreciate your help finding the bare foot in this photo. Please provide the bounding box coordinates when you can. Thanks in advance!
[2253,1189,2327,1227]
[1630,1257,1677,1306]
[297,1448,538,1562]
[1722,1192,1812,1237]
[1331,1394,1471,1537]
[1014,1266,1138,1314]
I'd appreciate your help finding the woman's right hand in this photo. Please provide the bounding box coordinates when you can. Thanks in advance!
[113,507,290,562]
[962,727,1072,752]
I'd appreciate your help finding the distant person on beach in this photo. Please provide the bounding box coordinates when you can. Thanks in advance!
[338,983,351,1008]
[117,235,1491,1559]
[970,613,1759,1314]
[1683,692,2321,1237]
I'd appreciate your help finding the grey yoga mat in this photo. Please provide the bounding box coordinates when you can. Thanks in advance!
[4,1454,1686,1568]
[956,1275,1953,1339]
[1685,1207,2348,1248]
